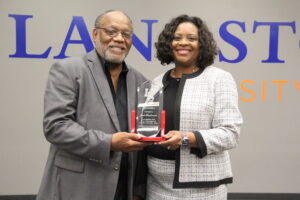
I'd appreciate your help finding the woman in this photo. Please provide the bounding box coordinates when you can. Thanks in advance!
[134,15,243,200]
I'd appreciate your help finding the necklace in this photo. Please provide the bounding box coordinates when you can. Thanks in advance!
[171,66,198,79]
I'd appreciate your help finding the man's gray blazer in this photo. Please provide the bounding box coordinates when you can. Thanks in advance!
[37,50,147,200]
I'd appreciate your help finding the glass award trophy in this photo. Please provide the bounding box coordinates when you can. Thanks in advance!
[131,80,166,141]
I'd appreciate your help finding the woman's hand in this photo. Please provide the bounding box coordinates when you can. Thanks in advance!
[157,131,198,149]
[157,130,183,150]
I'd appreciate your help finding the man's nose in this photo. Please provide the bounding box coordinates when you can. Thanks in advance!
[113,32,125,42]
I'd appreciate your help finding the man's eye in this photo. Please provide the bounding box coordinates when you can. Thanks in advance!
[106,29,117,35]
[122,32,132,38]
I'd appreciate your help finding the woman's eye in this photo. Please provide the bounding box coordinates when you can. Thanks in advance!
[189,37,198,41]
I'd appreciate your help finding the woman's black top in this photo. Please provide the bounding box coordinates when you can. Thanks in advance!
[144,74,180,160]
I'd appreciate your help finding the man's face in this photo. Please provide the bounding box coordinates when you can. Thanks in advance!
[92,11,133,64]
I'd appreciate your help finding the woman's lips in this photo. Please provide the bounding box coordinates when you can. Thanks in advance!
[176,49,190,55]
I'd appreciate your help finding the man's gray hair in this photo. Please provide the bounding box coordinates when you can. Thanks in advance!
[94,10,133,29]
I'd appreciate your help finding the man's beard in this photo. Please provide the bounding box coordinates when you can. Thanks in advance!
[96,41,129,64]
[102,48,127,64]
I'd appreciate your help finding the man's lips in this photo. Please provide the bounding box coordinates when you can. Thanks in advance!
[109,46,126,54]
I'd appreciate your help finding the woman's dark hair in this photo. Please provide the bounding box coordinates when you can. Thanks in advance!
[155,14,218,69]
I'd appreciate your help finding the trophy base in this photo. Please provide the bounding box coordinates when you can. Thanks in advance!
[139,137,165,141]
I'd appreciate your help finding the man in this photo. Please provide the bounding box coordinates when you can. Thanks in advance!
[37,10,148,200]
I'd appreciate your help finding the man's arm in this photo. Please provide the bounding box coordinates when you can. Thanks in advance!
[43,62,147,164]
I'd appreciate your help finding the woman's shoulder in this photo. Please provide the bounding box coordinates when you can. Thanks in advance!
[202,66,234,80]
[204,65,231,75]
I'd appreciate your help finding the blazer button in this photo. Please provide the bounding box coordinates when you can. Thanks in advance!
[114,166,119,171]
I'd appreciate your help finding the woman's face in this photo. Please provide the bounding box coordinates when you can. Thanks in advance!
[171,22,200,67]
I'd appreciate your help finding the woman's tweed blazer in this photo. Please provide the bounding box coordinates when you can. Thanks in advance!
[153,66,243,188]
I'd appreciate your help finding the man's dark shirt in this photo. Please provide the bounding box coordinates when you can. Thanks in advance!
[99,55,129,200]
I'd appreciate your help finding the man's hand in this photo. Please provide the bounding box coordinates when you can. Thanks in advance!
[111,132,150,152]
[133,195,142,200]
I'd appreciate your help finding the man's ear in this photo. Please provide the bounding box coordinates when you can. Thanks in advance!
[92,28,98,42]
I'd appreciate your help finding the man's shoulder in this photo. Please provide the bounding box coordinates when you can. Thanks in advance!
[50,53,90,75]
[127,65,148,82]
[55,53,87,67]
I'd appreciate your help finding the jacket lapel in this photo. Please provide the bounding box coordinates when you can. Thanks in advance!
[86,50,120,132]
[126,69,137,132]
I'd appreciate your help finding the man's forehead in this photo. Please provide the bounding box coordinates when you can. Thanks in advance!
[101,11,132,29]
